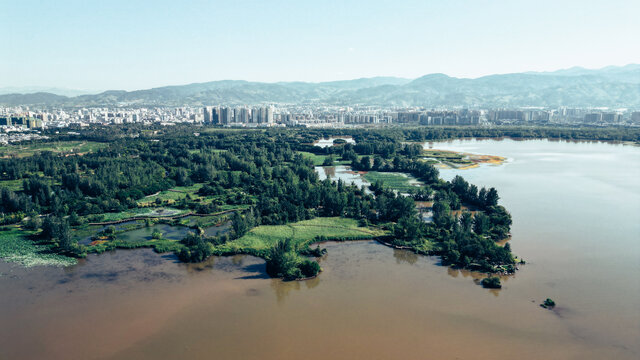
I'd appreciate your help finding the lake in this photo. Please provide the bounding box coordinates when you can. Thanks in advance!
[0,138,638,360]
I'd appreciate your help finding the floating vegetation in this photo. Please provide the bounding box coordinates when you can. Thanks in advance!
[540,298,556,309]
[481,276,502,289]
[0,227,76,267]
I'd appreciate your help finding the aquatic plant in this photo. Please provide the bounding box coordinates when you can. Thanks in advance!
[541,298,556,309]
[0,227,76,267]
[481,276,502,289]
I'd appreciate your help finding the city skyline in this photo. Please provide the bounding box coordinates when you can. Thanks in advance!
[2,0,639,91]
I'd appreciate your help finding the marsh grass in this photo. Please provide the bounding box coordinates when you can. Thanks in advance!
[0,226,76,267]
[297,151,353,166]
[219,217,387,253]
[363,171,422,192]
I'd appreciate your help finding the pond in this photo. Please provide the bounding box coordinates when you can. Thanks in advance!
[315,165,370,189]
[313,136,356,148]
[115,224,191,242]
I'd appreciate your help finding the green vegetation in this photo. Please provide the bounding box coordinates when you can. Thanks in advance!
[423,149,469,164]
[0,226,76,267]
[363,171,421,192]
[86,237,184,255]
[219,217,386,253]
[0,178,24,191]
[297,151,351,166]
[137,184,205,206]
[265,239,321,280]
[0,126,523,281]
[541,298,556,309]
[0,140,107,158]
[87,207,188,223]
[481,276,502,289]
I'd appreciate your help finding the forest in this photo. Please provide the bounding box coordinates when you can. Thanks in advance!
[0,125,557,279]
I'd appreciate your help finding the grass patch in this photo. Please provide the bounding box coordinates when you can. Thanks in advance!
[137,184,208,206]
[219,217,388,253]
[297,151,353,166]
[0,179,25,191]
[363,171,422,192]
[0,226,76,267]
[0,172,60,191]
[0,141,107,158]
[422,149,472,167]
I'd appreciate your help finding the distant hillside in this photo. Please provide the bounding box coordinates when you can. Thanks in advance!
[1,65,639,108]
[0,86,97,97]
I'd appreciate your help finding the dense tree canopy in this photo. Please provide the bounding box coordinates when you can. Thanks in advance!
[1,125,522,275]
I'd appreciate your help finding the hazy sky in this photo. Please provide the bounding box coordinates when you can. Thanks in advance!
[2,0,638,91]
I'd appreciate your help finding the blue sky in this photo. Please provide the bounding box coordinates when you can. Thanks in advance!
[1,0,638,91]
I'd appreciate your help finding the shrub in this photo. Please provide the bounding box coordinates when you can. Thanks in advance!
[300,245,326,257]
[481,276,502,289]
[284,267,303,281]
[23,216,41,231]
[178,241,213,262]
[299,259,321,278]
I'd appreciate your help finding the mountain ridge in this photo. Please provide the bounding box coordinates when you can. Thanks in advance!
[2,65,639,108]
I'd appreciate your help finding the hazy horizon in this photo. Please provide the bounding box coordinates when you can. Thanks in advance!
[2,63,639,96]
[2,0,639,91]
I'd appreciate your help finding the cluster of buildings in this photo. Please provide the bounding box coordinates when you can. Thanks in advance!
[396,110,481,125]
[203,106,274,125]
[0,115,44,129]
[1,105,639,132]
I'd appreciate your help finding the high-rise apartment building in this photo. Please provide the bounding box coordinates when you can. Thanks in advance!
[203,107,212,123]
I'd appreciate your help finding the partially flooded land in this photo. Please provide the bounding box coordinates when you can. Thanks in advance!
[422,147,507,169]
[1,138,639,359]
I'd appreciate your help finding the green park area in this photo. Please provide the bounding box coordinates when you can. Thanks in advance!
[219,217,387,253]
[363,171,422,192]
[297,151,353,166]
[0,141,107,158]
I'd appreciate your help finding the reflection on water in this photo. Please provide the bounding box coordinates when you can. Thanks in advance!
[393,248,418,265]
[116,224,189,242]
[204,221,231,237]
[315,165,370,189]
[1,139,639,360]
[270,276,322,305]
[313,136,356,148]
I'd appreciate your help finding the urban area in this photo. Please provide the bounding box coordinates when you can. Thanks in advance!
[2,104,639,144]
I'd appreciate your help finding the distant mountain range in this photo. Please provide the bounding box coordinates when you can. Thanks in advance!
[2,65,639,108]
[0,86,97,97]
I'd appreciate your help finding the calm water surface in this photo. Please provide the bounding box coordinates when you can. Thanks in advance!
[313,136,356,148]
[1,139,638,360]
[315,165,371,189]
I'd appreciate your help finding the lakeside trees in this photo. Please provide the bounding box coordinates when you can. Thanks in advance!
[0,126,519,278]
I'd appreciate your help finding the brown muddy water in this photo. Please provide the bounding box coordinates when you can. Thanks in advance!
[1,139,639,360]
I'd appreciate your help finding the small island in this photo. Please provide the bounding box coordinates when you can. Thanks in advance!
[540,298,556,309]
[481,276,502,289]
[422,149,506,169]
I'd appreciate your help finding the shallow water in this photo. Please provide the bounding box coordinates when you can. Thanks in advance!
[203,221,231,237]
[115,224,190,242]
[315,165,370,189]
[313,136,356,148]
[1,138,639,360]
